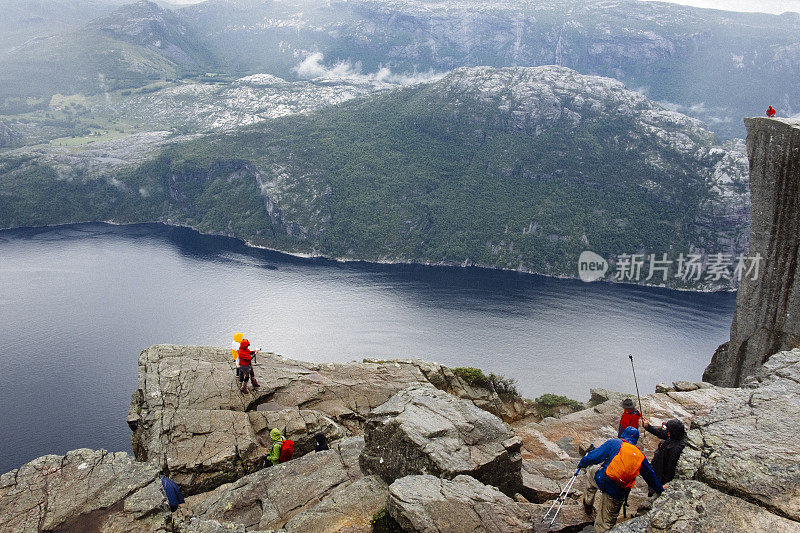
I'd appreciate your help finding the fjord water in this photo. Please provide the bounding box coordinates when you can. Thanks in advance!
[0,223,735,473]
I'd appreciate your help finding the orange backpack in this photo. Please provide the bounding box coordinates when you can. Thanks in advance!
[605,441,644,489]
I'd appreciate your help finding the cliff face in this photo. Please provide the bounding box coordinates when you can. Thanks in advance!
[704,117,800,386]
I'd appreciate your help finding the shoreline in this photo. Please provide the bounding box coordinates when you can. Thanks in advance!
[0,219,737,295]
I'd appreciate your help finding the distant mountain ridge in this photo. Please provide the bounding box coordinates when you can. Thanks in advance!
[0,0,797,137]
[88,0,216,68]
[0,0,128,53]
[178,0,800,138]
[0,1,214,107]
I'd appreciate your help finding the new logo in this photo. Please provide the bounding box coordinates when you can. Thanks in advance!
[578,251,608,282]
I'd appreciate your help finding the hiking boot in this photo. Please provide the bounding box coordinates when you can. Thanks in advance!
[251,379,261,388]
[583,498,593,514]
[240,382,249,393]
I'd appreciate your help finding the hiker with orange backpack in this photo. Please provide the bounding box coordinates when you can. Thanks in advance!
[577,426,663,533]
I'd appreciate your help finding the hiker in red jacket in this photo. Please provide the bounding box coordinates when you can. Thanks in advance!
[618,398,641,437]
[237,339,260,393]
[767,106,776,117]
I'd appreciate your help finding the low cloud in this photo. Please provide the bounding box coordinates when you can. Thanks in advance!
[689,102,708,113]
[293,52,443,85]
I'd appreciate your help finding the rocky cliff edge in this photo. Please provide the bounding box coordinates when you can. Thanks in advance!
[2,345,799,532]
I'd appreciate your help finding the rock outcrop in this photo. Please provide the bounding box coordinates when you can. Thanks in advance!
[182,437,384,532]
[0,449,168,533]
[127,345,527,495]
[610,480,800,533]
[704,117,800,386]
[387,474,533,533]
[683,348,800,521]
[5,342,800,532]
[359,386,523,496]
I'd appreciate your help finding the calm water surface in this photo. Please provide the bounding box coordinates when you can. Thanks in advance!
[0,223,735,473]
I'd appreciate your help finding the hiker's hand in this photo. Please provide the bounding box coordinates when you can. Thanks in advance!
[641,417,649,428]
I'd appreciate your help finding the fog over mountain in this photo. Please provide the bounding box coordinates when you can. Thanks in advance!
[4,0,797,140]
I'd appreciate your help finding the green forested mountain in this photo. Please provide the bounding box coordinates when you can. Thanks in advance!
[0,66,749,287]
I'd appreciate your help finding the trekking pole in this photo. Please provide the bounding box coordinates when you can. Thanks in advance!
[542,468,580,528]
[628,354,645,445]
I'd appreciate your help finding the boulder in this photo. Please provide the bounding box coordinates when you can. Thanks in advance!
[128,345,437,437]
[527,502,594,532]
[681,349,800,521]
[704,117,800,386]
[520,461,575,503]
[654,383,673,393]
[252,407,348,457]
[367,358,537,423]
[133,403,346,495]
[360,386,523,495]
[387,474,533,533]
[281,475,387,533]
[0,449,167,533]
[610,480,800,532]
[182,437,384,532]
[671,381,699,392]
[175,518,255,533]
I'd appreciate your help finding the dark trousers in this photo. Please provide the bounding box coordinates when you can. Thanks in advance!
[238,364,253,383]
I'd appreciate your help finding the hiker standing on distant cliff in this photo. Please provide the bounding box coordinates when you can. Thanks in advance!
[618,398,641,437]
[237,339,260,393]
[578,427,664,533]
[641,417,687,494]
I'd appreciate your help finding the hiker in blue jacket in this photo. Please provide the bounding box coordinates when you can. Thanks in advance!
[577,426,663,533]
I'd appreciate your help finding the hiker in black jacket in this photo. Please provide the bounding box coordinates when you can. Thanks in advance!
[641,417,686,495]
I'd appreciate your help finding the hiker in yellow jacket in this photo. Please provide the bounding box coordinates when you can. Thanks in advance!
[232,332,244,377]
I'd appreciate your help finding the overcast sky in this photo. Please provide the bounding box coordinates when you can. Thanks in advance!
[164,0,800,14]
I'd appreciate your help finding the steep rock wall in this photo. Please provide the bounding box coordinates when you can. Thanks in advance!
[705,117,800,386]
